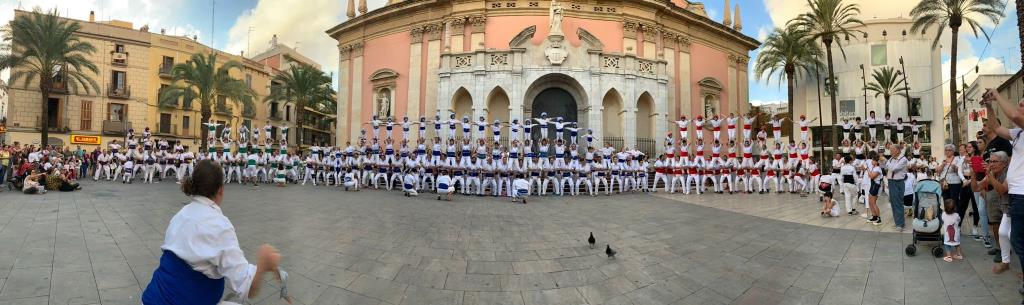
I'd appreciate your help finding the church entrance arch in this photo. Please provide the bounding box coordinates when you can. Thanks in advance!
[523,73,587,144]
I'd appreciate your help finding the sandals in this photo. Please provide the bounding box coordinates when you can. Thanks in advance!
[943,256,953,262]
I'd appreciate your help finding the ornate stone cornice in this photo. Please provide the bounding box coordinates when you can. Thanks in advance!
[623,21,638,39]
[424,22,443,40]
[338,43,349,59]
[410,26,425,43]
[469,15,486,33]
[350,42,364,57]
[448,17,466,33]
[640,23,659,36]
[339,42,364,58]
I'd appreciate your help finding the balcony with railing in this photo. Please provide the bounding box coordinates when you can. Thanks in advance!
[268,111,284,121]
[49,81,68,94]
[215,102,233,116]
[107,84,131,99]
[102,120,131,135]
[242,104,256,118]
[35,116,70,133]
[158,63,173,78]
[111,52,128,67]
[156,123,177,136]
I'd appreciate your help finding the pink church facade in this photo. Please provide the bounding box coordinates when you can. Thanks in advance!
[328,0,758,154]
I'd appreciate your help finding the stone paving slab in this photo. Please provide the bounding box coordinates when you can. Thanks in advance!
[0,181,1020,304]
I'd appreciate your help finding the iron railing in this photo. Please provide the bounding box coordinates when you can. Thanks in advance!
[36,116,70,132]
[102,120,131,135]
[158,63,173,78]
[107,84,130,99]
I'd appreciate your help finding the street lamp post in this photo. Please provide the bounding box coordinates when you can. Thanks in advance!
[860,64,869,118]
[899,56,912,118]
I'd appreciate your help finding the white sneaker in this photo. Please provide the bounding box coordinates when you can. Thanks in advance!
[861,213,869,219]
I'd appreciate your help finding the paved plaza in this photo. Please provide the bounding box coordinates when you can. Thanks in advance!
[0,182,1020,305]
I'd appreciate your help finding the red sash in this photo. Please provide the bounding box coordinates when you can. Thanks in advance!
[713,127,721,131]
[743,124,752,130]
[744,153,753,158]
[801,126,809,131]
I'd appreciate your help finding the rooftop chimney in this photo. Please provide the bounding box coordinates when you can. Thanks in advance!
[160,28,166,34]
[89,11,95,22]
[193,35,197,41]
[271,34,278,46]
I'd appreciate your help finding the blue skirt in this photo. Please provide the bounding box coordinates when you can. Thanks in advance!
[142,250,225,305]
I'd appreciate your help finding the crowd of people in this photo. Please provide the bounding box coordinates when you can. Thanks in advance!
[6,96,1024,301]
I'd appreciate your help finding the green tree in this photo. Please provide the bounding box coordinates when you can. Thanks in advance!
[0,8,100,147]
[864,66,908,115]
[791,0,864,147]
[159,52,254,151]
[753,25,824,131]
[264,64,335,148]
[910,0,1005,145]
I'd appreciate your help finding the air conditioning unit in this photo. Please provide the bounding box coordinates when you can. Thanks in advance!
[112,53,128,60]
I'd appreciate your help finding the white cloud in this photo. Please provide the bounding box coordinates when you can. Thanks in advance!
[762,0,1008,28]
[0,0,201,83]
[706,8,719,22]
[940,56,1006,102]
[756,25,771,42]
[223,0,388,89]
[750,99,786,106]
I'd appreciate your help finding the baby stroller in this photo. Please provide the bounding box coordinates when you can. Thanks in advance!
[905,179,944,257]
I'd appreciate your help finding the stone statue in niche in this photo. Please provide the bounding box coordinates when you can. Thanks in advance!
[549,0,564,36]
[545,0,568,65]
[376,92,392,118]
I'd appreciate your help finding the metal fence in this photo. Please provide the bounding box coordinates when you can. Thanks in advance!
[636,137,655,156]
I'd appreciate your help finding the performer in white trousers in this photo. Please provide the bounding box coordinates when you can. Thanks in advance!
[592,161,610,195]
[652,156,670,192]
[669,156,686,194]
[576,160,594,196]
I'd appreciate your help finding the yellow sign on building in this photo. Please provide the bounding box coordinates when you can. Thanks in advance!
[70,135,102,145]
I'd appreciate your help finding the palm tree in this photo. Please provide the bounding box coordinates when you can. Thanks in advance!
[1018,0,1024,66]
[0,8,100,147]
[911,0,1004,145]
[864,66,908,114]
[159,52,254,151]
[754,25,824,127]
[791,0,864,147]
[264,64,335,147]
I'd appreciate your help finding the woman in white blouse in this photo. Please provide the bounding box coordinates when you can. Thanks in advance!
[142,160,281,305]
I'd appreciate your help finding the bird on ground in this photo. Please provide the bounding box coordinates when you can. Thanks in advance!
[605,244,616,258]
[588,232,596,249]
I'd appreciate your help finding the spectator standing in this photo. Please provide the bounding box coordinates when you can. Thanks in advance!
[886,144,909,231]
[981,89,1024,299]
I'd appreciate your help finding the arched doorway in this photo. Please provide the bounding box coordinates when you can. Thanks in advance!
[523,73,587,144]
[602,89,623,147]
[486,87,511,124]
[451,87,473,123]
[530,88,577,142]
[636,92,655,155]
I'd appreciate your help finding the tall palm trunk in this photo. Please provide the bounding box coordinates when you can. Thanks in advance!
[38,78,51,147]
[824,38,839,149]
[949,26,961,146]
[1018,0,1024,67]
[296,99,305,147]
[786,69,795,136]
[884,95,891,114]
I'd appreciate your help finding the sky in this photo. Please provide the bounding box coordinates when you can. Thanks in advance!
[0,0,1018,107]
